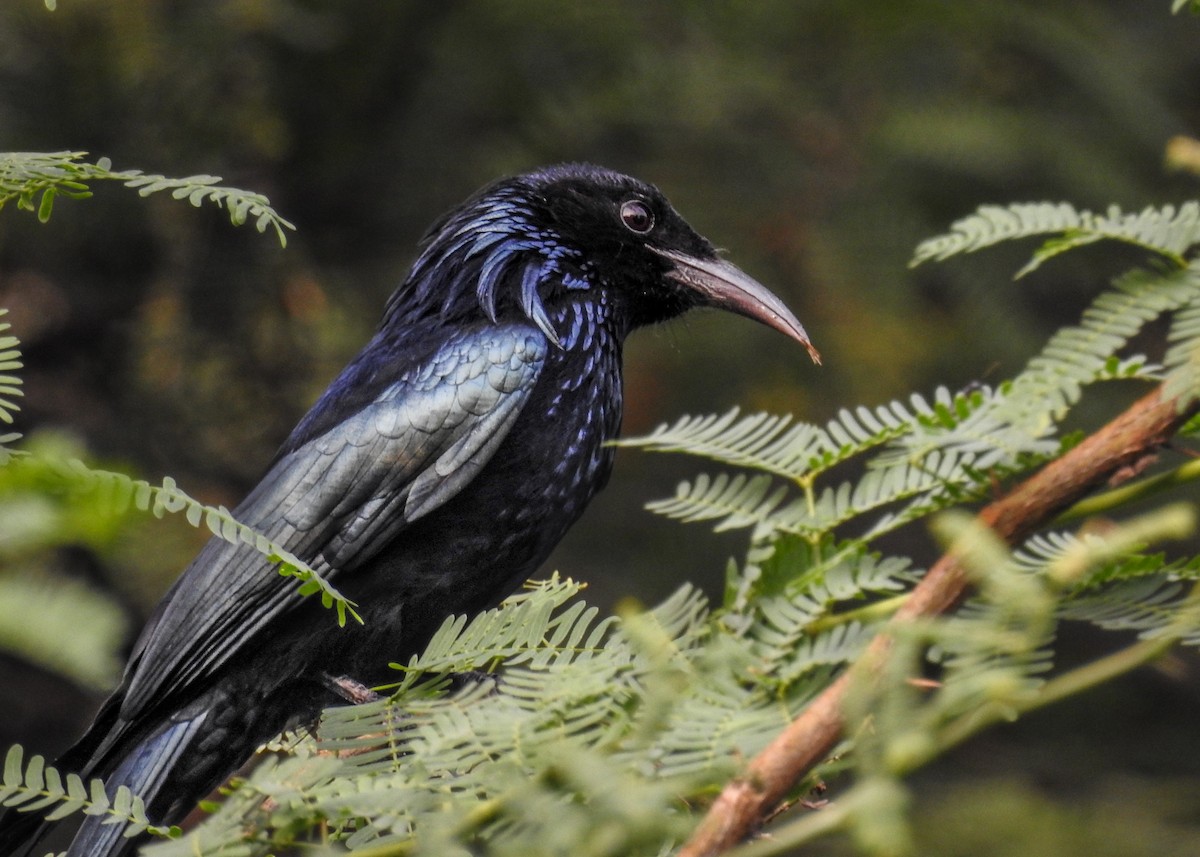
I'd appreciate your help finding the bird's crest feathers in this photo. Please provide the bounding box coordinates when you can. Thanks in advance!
[394,185,591,348]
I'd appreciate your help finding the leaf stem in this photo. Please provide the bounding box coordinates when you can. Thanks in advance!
[1054,456,1200,524]
[721,791,862,857]
[805,595,908,633]
[678,386,1199,857]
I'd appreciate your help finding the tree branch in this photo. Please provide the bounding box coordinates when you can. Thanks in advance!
[678,385,1198,857]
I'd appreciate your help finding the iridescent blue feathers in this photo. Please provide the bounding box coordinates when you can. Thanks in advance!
[391,180,592,347]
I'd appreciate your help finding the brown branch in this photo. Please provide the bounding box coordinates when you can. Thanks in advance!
[678,385,1198,857]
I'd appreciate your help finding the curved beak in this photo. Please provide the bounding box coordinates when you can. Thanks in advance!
[652,247,821,364]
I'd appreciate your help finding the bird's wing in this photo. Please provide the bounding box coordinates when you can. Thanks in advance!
[119,324,548,719]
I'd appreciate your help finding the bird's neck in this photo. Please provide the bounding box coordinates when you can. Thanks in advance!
[538,295,624,442]
[546,292,626,352]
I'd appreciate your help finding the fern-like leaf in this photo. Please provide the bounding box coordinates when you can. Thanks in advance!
[633,388,1016,541]
[621,401,919,485]
[1001,265,1200,422]
[888,265,1200,468]
[645,473,789,531]
[910,202,1080,267]
[730,538,917,680]
[0,309,23,456]
[385,575,613,677]
[114,170,295,246]
[1164,297,1200,405]
[0,745,178,841]
[18,456,361,625]
[1060,576,1186,635]
[910,200,1200,273]
[0,151,295,246]
[617,410,804,478]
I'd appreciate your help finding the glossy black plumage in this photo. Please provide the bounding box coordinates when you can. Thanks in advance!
[0,163,817,857]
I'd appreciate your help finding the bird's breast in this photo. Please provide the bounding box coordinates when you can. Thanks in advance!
[524,301,624,510]
[339,304,624,661]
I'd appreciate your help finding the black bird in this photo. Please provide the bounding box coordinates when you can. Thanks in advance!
[0,163,818,857]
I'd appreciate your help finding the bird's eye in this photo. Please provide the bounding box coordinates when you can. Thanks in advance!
[620,199,655,234]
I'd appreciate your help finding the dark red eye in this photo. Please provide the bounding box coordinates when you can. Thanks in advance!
[620,199,655,234]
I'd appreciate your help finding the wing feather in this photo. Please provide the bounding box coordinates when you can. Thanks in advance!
[120,324,547,718]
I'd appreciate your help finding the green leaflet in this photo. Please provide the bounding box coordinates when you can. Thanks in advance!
[0,745,179,842]
[0,151,295,246]
[909,201,1200,273]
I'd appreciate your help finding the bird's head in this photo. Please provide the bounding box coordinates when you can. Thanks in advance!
[393,163,819,362]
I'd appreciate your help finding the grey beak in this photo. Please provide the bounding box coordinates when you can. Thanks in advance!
[653,247,821,364]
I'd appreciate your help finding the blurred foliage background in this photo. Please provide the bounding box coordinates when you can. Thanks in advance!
[3,1,1200,853]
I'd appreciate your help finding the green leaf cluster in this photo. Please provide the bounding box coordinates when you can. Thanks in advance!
[7,60,1200,857]
[0,151,295,246]
[150,196,1200,855]
[0,310,22,458]
[0,152,347,698]
[2,745,179,842]
[35,182,1189,853]
[3,454,361,627]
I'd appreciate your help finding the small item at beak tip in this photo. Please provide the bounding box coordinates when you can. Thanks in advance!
[764,311,821,364]
[767,310,821,365]
[785,326,822,365]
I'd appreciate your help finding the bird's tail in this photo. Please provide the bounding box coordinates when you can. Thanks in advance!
[0,706,209,857]
[65,715,209,857]
[0,677,318,857]
[0,690,122,857]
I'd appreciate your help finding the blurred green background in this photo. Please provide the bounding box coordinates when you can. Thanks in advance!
[3,1,1200,853]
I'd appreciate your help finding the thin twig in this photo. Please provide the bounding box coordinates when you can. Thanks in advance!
[677,385,1198,857]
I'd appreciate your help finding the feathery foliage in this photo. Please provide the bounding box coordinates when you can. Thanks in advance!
[0,151,354,679]
[1,745,179,842]
[12,180,1200,853]
[0,151,294,246]
[0,310,22,459]
[0,452,360,627]
[0,571,126,689]
[909,201,1200,274]
[9,35,1200,851]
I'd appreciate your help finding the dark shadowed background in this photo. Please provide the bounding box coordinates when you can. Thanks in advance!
[3,3,1200,854]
